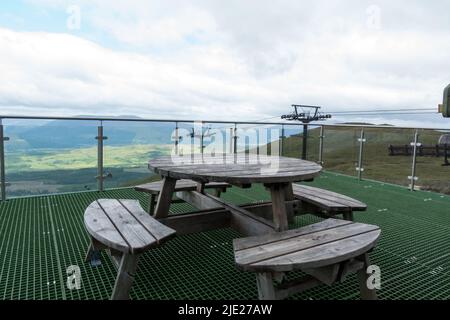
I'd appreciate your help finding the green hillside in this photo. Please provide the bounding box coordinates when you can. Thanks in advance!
[280,126,450,193]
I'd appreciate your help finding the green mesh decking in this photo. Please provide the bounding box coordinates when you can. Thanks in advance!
[1,171,450,300]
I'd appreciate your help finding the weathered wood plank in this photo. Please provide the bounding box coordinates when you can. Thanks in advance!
[84,201,129,253]
[200,193,276,236]
[249,229,381,271]
[292,184,367,211]
[255,273,276,300]
[284,183,296,223]
[233,219,352,251]
[235,223,379,267]
[151,162,321,174]
[275,276,322,300]
[268,184,289,232]
[97,199,157,253]
[357,254,378,300]
[205,193,275,229]
[241,202,274,221]
[148,155,322,185]
[118,199,176,243]
[149,154,316,167]
[158,210,231,235]
[135,179,230,194]
[153,176,177,219]
[230,210,276,237]
[156,166,320,181]
[85,199,176,254]
[175,191,223,210]
[111,253,140,300]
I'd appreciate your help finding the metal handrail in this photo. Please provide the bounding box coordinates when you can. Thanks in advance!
[0,114,448,131]
[1,114,449,201]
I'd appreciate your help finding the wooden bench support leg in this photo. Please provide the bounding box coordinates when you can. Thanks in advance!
[85,238,105,266]
[84,241,95,262]
[213,189,221,198]
[111,253,140,300]
[357,254,378,300]
[154,177,177,219]
[148,194,156,214]
[256,272,276,300]
[343,211,354,221]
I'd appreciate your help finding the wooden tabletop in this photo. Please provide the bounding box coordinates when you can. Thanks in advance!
[148,154,322,184]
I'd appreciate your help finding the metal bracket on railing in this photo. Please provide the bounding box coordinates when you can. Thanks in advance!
[356,167,365,172]
[408,176,419,181]
[96,172,113,180]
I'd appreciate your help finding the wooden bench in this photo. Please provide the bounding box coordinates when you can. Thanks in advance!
[292,184,367,221]
[84,199,176,300]
[233,219,380,300]
[135,179,231,214]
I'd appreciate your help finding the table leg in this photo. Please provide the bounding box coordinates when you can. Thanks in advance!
[268,184,289,232]
[284,183,295,224]
[153,176,177,219]
[196,182,205,194]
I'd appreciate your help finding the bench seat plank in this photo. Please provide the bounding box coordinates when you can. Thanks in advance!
[292,184,367,212]
[84,201,129,251]
[117,200,177,243]
[233,219,352,251]
[85,199,176,254]
[233,219,380,272]
[251,230,380,271]
[135,179,230,194]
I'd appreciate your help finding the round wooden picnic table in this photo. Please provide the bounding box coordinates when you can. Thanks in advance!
[148,154,322,232]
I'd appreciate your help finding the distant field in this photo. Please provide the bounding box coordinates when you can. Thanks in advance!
[4,126,450,197]
[6,144,172,172]
[5,144,172,197]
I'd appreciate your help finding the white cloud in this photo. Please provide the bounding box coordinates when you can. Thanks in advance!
[2,0,450,124]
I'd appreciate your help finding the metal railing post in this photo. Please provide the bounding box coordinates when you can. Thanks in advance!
[302,124,308,160]
[318,125,324,165]
[0,119,9,201]
[233,123,238,154]
[256,127,260,155]
[200,122,204,154]
[96,122,108,192]
[280,124,285,156]
[409,130,420,191]
[174,122,179,155]
[190,123,195,159]
[444,144,449,166]
[356,128,366,180]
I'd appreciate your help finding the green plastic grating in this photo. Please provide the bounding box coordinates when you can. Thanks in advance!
[2,171,450,299]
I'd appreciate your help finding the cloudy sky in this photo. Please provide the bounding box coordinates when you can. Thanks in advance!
[0,0,449,125]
